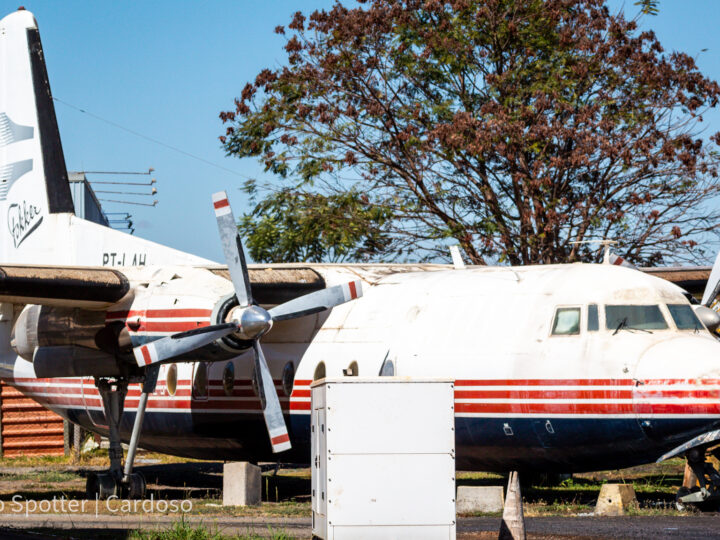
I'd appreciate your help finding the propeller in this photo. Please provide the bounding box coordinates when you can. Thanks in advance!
[702,250,720,307]
[131,191,363,452]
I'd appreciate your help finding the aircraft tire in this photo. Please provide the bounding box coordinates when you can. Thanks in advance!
[86,472,118,499]
[125,472,146,499]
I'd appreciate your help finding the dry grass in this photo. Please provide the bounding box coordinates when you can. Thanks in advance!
[0,455,698,518]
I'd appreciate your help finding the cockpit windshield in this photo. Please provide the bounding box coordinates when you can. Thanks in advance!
[667,304,703,330]
[605,305,668,333]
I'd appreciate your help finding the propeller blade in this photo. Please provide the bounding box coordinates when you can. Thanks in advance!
[212,191,253,307]
[609,253,637,269]
[268,280,363,322]
[253,342,291,453]
[702,250,720,306]
[132,323,237,367]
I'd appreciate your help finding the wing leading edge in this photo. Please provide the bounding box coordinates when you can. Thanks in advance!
[0,264,129,308]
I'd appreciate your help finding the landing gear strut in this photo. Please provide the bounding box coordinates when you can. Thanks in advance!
[675,447,720,511]
[86,367,158,499]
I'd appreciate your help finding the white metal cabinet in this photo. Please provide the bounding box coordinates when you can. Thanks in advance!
[311,377,456,540]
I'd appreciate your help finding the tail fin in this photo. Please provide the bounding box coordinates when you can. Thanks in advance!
[0,9,75,258]
[0,9,213,267]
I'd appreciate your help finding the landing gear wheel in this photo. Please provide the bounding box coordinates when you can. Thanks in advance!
[124,472,146,499]
[675,486,695,511]
[675,486,719,512]
[86,472,118,499]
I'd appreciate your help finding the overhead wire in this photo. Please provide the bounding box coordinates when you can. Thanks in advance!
[53,96,251,180]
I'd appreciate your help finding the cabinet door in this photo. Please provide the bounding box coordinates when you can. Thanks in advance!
[311,405,327,539]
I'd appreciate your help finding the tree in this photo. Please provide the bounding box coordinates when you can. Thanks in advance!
[220,0,720,266]
[238,181,392,263]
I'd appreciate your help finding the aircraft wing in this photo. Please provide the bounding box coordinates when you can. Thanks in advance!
[0,265,129,309]
[641,266,710,296]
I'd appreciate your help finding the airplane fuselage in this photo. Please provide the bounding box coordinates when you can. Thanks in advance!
[3,262,720,473]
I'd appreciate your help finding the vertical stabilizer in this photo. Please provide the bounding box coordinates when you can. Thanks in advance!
[0,9,73,262]
[0,9,213,267]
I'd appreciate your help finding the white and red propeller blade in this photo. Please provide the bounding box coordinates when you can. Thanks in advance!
[132,323,237,367]
[253,342,291,453]
[269,280,363,322]
[213,191,253,307]
[211,191,292,453]
[609,253,637,269]
[702,250,720,307]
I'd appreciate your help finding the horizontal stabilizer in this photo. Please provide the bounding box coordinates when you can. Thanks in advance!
[0,264,129,308]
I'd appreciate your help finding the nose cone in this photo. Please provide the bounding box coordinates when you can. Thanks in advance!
[230,305,273,340]
[636,334,720,383]
[634,335,720,442]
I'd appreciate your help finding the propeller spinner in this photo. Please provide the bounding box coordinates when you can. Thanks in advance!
[132,191,363,452]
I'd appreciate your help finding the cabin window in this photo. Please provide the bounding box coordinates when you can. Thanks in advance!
[166,364,177,396]
[222,362,235,396]
[313,362,326,381]
[282,362,295,396]
[551,307,581,335]
[668,304,703,330]
[379,355,395,376]
[587,304,599,332]
[192,362,208,399]
[343,361,359,376]
[605,305,668,332]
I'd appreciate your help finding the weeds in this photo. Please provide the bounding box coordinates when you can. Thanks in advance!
[129,518,295,540]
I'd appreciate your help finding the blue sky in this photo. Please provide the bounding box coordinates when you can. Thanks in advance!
[3,1,720,263]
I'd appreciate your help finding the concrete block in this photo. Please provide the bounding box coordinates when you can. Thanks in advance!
[595,483,637,516]
[456,486,504,513]
[223,462,261,506]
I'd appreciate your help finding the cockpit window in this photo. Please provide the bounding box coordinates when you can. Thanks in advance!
[668,304,703,330]
[605,305,668,332]
[587,304,599,332]
[552,307,581,335]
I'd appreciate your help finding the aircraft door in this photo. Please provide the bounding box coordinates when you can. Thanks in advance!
[543,305,586,368]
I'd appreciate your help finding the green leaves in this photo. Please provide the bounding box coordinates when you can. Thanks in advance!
[239,188,392,263]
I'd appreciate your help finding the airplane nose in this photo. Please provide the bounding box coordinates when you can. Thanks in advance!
[633,335,720,442]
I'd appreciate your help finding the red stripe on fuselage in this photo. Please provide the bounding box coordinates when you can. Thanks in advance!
[455,379,636,387]
[455,389,634,400]
[456,402,636,414]
[106,309,212,320]
[142,321,210,332]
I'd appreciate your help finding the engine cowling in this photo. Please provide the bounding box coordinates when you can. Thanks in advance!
[11,305,107,361]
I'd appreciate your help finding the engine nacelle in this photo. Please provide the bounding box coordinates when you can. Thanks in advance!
[11,305,107,361]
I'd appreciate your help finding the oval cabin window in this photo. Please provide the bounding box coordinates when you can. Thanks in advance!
[166,364,177,396]
[313,362,326,381]
[282,362,295,397]
[344,361,359,377]
[192,362,208,399]
[222,362,235,396]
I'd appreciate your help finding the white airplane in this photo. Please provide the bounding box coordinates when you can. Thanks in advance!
[3,8,720,509]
